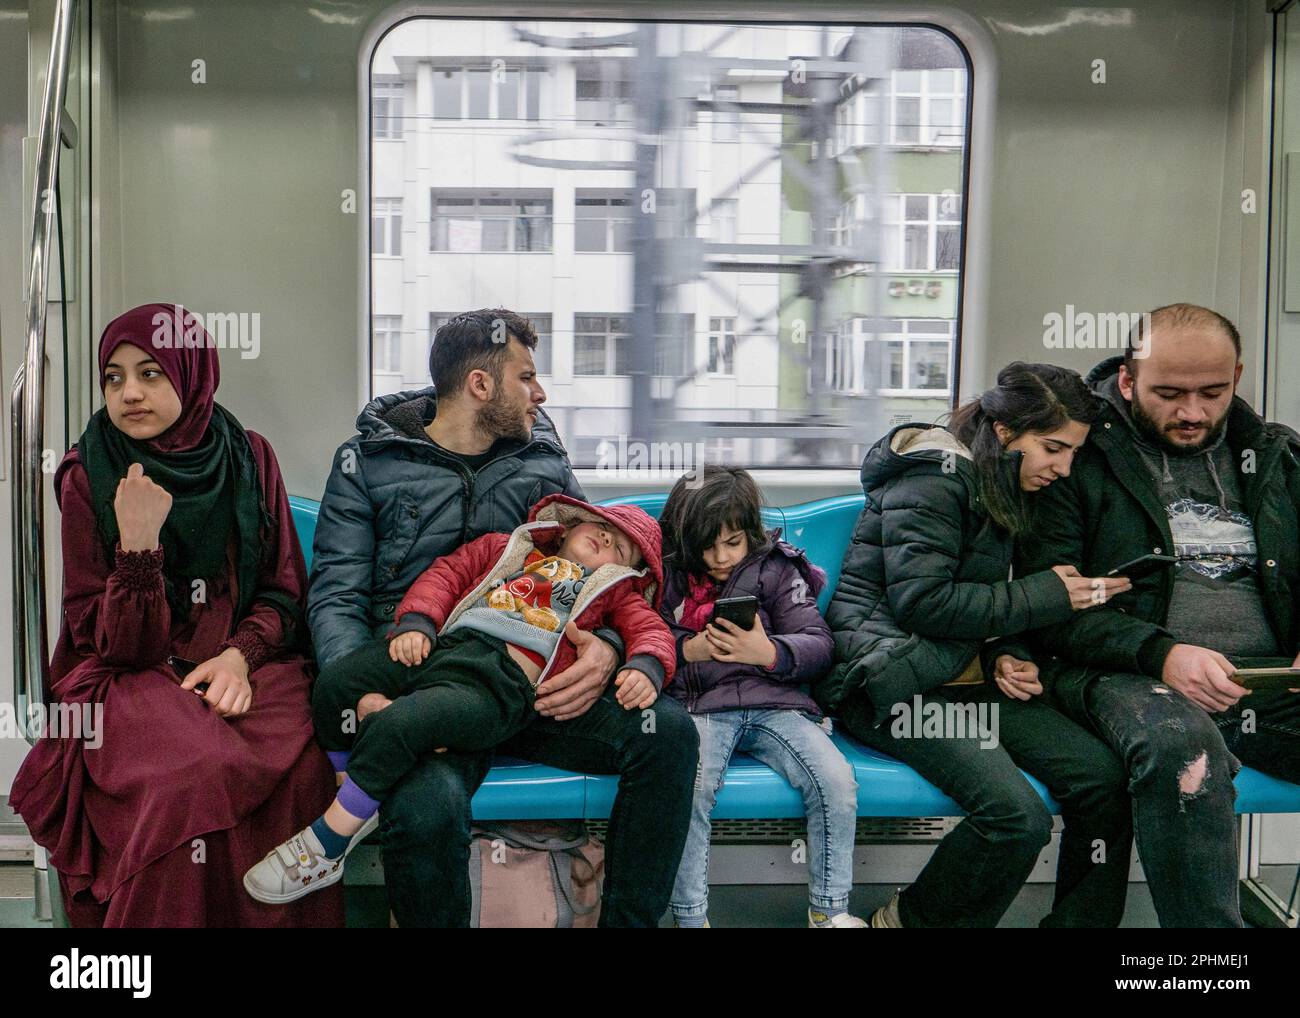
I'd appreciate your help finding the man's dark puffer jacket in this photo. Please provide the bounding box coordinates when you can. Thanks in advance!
[814,424,1073,728]
[307,386,585,669]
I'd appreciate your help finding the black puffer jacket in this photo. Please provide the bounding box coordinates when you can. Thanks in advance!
[814,424,1073,727]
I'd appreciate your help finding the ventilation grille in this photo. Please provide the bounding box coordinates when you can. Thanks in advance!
[584,816,953,843]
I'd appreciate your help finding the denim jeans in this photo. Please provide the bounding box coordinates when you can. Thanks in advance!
[379,687,699,928]
[1080,667,1300,928]
[840,684,1133,928]
[670,709,858,919]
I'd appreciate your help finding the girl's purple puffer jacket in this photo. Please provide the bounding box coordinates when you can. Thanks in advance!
[660,531,833,716]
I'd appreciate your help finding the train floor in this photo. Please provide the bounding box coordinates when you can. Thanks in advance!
[1,862,1296,928]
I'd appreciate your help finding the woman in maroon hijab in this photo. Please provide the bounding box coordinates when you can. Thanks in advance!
[9,303,342,927]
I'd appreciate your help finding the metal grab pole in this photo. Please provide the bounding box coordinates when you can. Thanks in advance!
[16,0,78,743]
[10,366,28,731]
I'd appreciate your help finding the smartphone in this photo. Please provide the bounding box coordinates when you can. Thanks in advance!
[712,595,759,630]
[167,655,210,694]
[1106,554,1178,579]
[1231,668,1300,691]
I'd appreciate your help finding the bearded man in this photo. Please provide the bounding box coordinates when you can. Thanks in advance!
[1012,303,1300,927]
[308,308,698,927]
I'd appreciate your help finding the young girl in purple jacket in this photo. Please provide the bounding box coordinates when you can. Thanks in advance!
[660,466,864,928]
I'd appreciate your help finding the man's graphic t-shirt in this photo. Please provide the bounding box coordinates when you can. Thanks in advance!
[1150,445,1281,659]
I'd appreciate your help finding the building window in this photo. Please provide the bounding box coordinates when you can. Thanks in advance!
[430,191,553,252]
[862,318,954,395]
[576,192,634,252]
[833,194,873,250]
[882,194,961,272]
[529,314,553,374]
[711,199,737,244]
[832,321,855,390]
[655,314,693,375]
[432,64,543,120]
[708,317,736,375]
[576,63,633,125]
[371,198,403,256]
[890,68,965,147]
[574,314,631,375]
[654,188,698,240]
[713,85,739,142]
[373,81,405,139]
[374,316,403,373]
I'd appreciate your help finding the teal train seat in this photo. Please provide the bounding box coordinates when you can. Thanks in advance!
[288,494,1300,819]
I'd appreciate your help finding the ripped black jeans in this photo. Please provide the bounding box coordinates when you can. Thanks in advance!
[1082,668,1300,928]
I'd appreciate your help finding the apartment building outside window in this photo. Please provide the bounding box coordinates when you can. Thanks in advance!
[708,317,736,375]
[430,191,553,252]
[576,62,633,125]
[574,314,631,375]
[655,314,693,375]
[711,199,738,243]
[713,85,739,142]
[373,80,405,139]
[891,68,966,147]
[832,318,953,396]
[371,198,402,256]
[374,316,403,372]
[883,193,961,272]
[576,192,634,252]
[432,64,544,120]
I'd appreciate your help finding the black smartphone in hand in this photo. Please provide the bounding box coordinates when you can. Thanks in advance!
[167,655,210,694]
[1106,554,1177,579]
[712,595,759,630]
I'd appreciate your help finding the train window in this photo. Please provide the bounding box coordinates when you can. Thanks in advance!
[368,19,971,465]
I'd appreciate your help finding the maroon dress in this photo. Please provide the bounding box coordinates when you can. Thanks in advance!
[10,433,343,927]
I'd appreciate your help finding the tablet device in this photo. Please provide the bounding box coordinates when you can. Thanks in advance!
[1231,668,1300,691]
[1106,554,1177,579]
[712,595,759,630]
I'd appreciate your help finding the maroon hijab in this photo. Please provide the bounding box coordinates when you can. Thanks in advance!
[76,303,268,620]
[97,303,218,453]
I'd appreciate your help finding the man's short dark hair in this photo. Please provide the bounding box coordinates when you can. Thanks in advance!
[428,308,538,396]
[1125,303,1242,374]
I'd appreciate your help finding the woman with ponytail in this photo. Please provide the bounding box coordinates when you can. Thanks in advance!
[815,362,1135,928]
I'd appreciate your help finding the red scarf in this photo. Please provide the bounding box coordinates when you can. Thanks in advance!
[679,573,719,632]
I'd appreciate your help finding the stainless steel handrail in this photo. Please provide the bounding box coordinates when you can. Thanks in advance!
[13,0,78,744]
[10,366,27,731]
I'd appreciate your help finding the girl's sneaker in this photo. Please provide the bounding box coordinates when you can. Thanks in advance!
[243,814,379,904]
[808,908,868,928]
